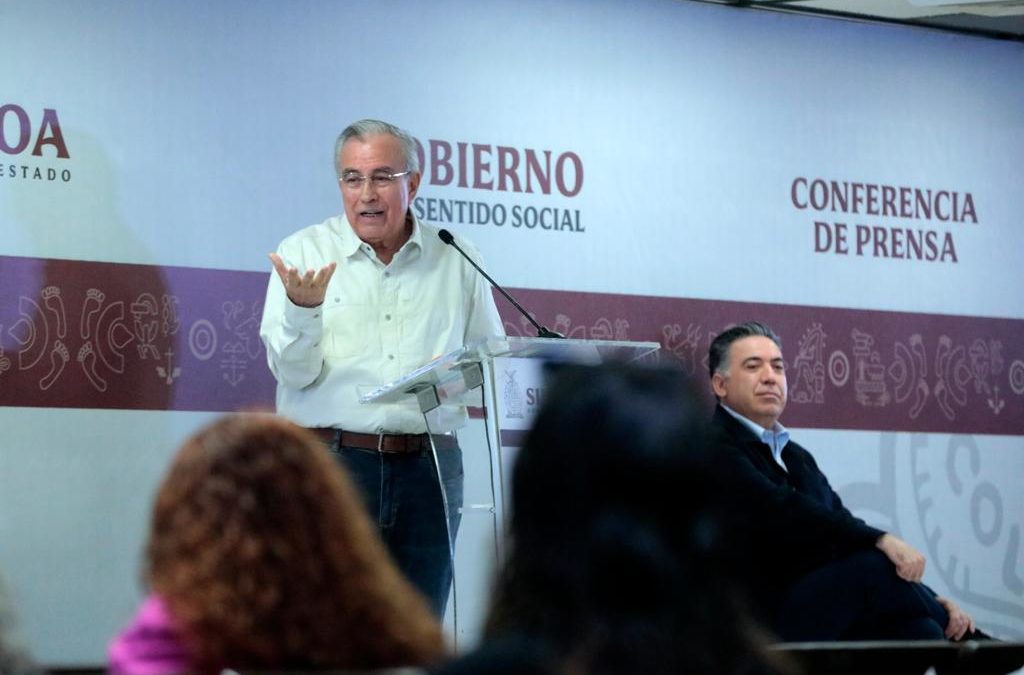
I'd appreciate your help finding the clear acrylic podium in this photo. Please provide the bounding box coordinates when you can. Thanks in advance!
[359,335,660,646]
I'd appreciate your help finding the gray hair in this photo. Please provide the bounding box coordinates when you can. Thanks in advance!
[707,321,782,379]
[333,119,420,178]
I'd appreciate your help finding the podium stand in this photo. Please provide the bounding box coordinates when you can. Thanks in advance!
[360,335,660,645]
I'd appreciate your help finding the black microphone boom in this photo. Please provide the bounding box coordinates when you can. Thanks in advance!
[438,228,563,339]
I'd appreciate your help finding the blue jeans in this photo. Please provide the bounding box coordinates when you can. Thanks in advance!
[331,442,463,617]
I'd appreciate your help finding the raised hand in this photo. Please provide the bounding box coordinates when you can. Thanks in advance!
[269,253,337,308]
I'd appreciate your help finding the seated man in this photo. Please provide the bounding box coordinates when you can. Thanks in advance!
[707,320,987,642]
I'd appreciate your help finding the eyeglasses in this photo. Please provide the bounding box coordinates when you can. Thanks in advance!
[339,170,412,191]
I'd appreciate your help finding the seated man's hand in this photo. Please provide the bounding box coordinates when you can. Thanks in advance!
[936,596,976,640]
[876,533,926,582]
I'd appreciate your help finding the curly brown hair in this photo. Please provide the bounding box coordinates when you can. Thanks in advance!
[145,414,446,672]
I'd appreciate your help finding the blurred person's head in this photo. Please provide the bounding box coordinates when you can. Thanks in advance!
[145,413,445,672]
[0,572,38,675]
[484,362,790,675]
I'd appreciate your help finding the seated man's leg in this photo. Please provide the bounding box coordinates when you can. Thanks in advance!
[776,549,946,641]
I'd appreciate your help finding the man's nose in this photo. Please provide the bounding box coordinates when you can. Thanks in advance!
[359,181,378,200]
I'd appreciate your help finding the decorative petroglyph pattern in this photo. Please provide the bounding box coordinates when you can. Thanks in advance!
[3,257,1022,430]
[0,256,272,411]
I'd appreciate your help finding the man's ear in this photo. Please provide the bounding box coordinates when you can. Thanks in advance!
[407,171,422,201]
[711,372,728,399]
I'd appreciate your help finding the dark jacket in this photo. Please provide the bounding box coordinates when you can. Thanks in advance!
[709,405,883,603]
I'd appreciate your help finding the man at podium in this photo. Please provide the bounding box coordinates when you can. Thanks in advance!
[259,118,503,616]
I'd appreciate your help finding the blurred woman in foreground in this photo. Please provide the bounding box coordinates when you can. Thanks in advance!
[109,413,445,674]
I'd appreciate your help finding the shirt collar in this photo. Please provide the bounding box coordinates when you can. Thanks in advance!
[336,212,422,261]
[721,404,790,469]
[405,214,424,252]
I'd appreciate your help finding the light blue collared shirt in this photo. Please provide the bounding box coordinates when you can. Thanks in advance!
[721,404,791,471]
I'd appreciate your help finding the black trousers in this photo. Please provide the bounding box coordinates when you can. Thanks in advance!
[775,549,949,641]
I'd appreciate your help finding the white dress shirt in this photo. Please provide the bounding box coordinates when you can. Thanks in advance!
[259,214,504,433]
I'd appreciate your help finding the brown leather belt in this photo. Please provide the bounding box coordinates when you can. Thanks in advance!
[307,428,458,454]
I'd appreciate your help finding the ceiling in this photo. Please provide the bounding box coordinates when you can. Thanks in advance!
[697,0,1024,40]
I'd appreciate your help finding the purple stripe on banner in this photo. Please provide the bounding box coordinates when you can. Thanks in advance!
[500,429,529,448]
[2,256,1022,435]
[499,288,1024,436]
[0,255,275,412]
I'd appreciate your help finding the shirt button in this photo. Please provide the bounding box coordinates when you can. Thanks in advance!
[385,314,391,321]
[384,271,390,278]
[334,297,340,303]
[313,313,320,318]
[388,354,394,360]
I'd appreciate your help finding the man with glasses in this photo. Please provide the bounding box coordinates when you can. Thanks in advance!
[259,119,504,617]
[707,321,989,643]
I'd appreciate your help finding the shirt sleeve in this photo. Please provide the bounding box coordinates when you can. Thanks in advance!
[258,244,328,390]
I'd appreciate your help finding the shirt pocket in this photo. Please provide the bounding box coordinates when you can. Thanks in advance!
[398,290,464,359]
[322,301,369,358]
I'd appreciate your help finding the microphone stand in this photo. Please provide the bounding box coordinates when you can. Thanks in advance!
[438,229,564,339]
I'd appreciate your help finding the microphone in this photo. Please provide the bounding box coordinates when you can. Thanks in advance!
[438,228,563,339]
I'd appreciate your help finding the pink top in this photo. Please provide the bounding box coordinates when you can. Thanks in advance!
[108,594,193,674]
